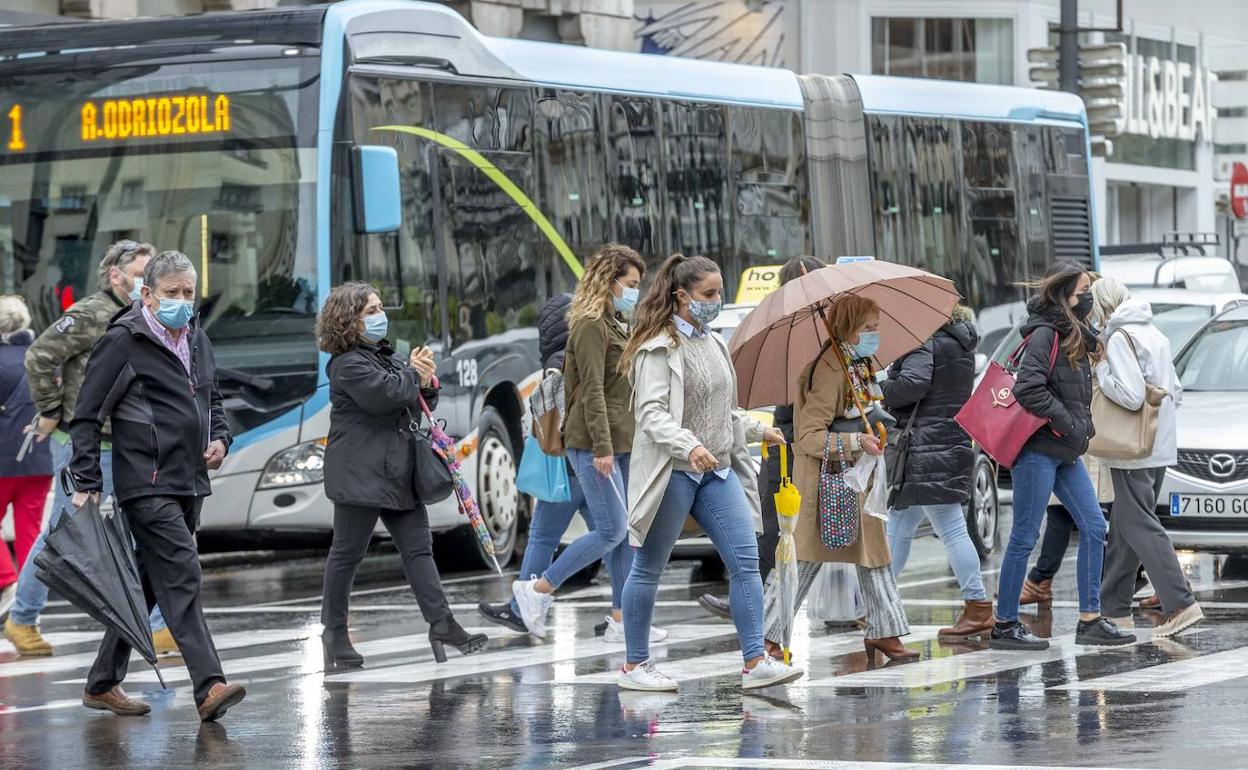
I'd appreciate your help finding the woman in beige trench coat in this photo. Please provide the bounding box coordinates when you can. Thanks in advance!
[762,295,918,665]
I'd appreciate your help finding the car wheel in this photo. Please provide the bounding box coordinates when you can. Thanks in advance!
[440,407,521,570]
[965,453,999,558]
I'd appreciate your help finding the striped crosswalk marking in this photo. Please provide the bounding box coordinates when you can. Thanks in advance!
[545,626,944,685]
[3,627,317,680]
[328,624,738,685]
[1053,644,1248,692]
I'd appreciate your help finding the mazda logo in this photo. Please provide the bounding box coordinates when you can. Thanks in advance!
[1209,454,1238,479]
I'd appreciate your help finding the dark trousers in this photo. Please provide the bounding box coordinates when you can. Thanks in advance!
[1101,467,1194,616]
[321,503,450,633]
[757,448,784,584]
[86,495,224,704]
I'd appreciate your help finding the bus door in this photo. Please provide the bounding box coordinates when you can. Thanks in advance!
[428,147,546,441]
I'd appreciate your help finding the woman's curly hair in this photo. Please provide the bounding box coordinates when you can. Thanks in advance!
[317,282,376,355]
[567,243,646,327]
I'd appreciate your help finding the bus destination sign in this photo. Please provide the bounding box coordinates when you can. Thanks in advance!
[2,91,233,153]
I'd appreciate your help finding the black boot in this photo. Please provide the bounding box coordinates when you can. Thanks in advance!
[322,628,364,670]
[988,620,1049,651]
[429,616,487,663]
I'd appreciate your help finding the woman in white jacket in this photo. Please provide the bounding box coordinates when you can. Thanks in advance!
[1091,277,1202,637]
[615,253,801,692]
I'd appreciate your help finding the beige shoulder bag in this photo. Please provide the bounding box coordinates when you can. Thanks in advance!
[1088,329,1168,461]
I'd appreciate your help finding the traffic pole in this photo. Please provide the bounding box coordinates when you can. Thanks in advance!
[1059,0,1079,93]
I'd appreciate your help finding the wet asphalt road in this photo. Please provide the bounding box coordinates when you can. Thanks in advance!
[5,516,1248,770]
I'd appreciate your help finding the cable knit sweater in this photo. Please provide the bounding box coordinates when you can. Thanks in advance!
[675,332,735,472]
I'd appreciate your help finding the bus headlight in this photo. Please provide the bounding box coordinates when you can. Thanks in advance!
[258,439,326,489]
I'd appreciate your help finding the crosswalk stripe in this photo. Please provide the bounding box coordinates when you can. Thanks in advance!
[1,627,316,680]
[1052,642,1248,692]
[543,626,944,685]
[328,624,739,685]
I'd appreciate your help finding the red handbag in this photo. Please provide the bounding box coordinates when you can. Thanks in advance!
[955,334,1060,468]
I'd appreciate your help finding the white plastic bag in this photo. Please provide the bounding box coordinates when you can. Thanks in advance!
[806,563,865,622]
[844,453,889,521]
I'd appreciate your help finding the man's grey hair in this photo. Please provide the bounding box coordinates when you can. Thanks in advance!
[144,250,198,290]
[97,239,157,290]
[0,294,32,334]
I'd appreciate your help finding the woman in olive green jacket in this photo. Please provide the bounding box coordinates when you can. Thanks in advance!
[511,244,653,643]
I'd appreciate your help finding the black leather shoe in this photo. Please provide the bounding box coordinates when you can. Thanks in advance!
[429,616,487,663]
[593,619,609,637]
[988,621,1049,651]
[1076,616,1136,646]
[698,593,732,620]
[477,601,527,634]
[322,629,364,670]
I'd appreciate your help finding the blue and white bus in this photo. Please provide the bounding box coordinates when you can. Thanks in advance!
[0,0,1096,569]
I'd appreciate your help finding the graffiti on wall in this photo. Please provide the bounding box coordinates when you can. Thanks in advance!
[634,1,787,67]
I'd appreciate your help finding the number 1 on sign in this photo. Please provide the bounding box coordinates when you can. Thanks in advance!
[7,104,25,151]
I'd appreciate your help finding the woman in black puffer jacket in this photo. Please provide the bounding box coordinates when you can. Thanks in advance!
[990,262,1133,652]
[883,305,991,641]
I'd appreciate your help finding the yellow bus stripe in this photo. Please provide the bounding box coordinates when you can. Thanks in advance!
[371,125,584,279]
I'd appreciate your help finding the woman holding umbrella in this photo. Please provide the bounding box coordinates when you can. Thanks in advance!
[761,294,918,666]
[616,254,800,691]
[317,283,487,669]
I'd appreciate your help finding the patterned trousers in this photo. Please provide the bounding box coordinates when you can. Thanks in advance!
[764,560,909,641]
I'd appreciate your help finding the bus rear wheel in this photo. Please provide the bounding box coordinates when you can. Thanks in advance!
[455,406,521,570]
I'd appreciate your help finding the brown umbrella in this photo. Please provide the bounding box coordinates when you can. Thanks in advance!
[729,259,960,412]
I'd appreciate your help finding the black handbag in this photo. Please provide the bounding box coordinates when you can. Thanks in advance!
[407,409,453,505]
[884,400,922,508]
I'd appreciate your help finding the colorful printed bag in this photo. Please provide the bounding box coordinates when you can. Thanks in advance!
[817,432,859,550]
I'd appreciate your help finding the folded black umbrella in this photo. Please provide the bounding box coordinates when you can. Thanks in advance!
[34,474,165,687]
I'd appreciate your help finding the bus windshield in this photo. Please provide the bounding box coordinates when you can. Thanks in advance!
[0,56,320,434]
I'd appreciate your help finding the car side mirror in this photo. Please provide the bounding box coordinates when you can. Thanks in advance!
[352,145,401,233]
[975,353,988,375]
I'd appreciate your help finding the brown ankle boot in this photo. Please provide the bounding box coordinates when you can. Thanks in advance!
[863,636,920,669]
[938,600,995,639]
[1019,578,1052,606]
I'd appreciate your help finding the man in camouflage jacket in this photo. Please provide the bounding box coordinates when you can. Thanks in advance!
[3,240,172,657]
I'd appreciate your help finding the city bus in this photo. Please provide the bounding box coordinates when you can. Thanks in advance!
[0,0,1097,569]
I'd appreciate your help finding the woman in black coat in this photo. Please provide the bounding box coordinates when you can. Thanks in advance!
[991,262,1133,652]
[883,305,992,641]
[316,282,486,669]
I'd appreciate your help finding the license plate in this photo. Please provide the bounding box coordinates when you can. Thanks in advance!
[1170,494,1248,517]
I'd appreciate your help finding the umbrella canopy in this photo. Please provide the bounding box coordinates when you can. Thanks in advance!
[33,479,164,686]
[729,260,960,409]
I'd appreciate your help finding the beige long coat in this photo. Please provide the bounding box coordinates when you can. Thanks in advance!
[792,350,893,568]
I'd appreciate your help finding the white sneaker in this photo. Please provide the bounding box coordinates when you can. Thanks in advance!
[617,660,678,691]
[1152,602,1204,638]
[603,615,668,644]
[742,655,804,690]
[511,578,554,640]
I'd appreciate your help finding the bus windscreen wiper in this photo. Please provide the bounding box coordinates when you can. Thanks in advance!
[216,368,275,394]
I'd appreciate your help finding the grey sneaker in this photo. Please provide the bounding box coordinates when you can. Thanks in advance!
[1152,602,1204,638]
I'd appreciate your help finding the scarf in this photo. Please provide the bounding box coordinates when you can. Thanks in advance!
[838,342,883,419]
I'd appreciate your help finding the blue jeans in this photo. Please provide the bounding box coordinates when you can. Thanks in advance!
[10,437,167,632]
[541,450,632,606]
[887,503,987,601]
[511,473,590,614]
[622,470,764,664]
[996,449,1106,621]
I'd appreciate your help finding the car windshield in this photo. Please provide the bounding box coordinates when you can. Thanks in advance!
[1175,319,1248,392]
[1150,303,1214,351]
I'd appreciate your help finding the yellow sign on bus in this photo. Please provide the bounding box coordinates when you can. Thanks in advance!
[736,265,782,304]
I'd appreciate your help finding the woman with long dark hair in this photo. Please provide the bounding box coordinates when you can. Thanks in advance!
[316,282,486,668]
[991,263,1134,650]
[510,244,662,642]
[616,254,799,691]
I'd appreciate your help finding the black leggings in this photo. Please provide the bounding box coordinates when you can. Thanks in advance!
[321,503,451,632]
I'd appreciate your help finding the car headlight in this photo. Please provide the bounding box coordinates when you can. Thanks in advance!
[258,439,326,489]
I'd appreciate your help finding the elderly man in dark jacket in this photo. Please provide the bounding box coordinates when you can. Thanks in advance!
[69,250,244,722]
[882,306,993,640]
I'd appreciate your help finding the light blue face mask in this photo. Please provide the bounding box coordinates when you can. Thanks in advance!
[853,331,880,359]
[128,277,143,302]
[362,311,389,342]
[613,282,640,317]
[688,299,723,327]
[155,296,195,330]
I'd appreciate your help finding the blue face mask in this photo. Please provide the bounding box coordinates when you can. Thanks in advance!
[613,283,640,317]
[688,299,723,327]
[155,296,194,330]
[853,331,880,359]
[362,311,388,342]
[128,277,143,302]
